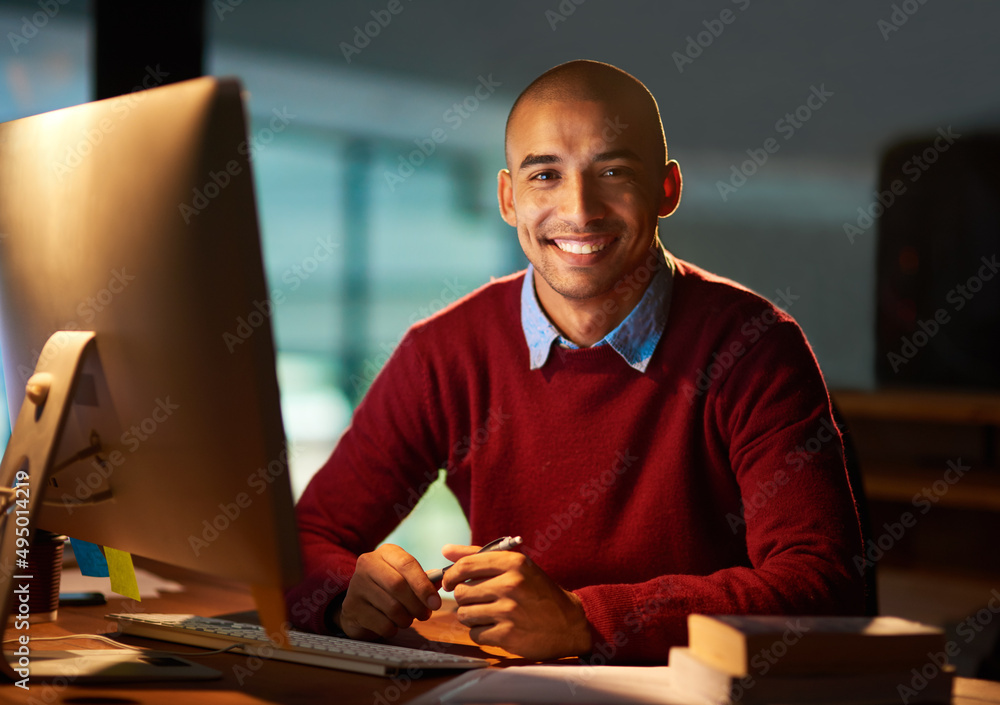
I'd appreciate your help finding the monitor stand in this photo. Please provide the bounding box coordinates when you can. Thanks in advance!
[0,332,221,684]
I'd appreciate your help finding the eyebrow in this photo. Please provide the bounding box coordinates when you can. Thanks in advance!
[594,148,642,163]
[519,154,560,170]
[517,148,643,171]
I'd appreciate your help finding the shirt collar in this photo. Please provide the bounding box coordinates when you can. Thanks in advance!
[520,248,674,373]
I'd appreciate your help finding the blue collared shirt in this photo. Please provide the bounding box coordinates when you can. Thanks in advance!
[520,249,674,373]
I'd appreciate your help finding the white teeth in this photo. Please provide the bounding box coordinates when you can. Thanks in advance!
[556,241,608,254]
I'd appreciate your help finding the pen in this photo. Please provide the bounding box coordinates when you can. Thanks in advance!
[426,535,523,584]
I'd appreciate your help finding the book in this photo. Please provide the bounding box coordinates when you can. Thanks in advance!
[687,614,947,677]
[405,665,679,705]
[668,646,954,705]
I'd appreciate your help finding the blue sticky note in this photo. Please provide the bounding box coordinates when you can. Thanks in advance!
[70,537,109,578]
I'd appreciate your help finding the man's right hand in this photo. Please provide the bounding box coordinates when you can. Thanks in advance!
[333,544,443,640]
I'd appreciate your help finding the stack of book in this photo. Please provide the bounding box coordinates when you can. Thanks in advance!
[669,614,955,705]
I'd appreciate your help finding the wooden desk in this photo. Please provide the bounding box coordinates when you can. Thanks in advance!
[4,561,1000,704]
[2,560,517,705]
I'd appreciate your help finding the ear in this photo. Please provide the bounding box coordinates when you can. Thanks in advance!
[497,168,517,227]
[658,160,682,218]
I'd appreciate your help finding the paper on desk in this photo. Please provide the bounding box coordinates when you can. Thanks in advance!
[407,665,691,705]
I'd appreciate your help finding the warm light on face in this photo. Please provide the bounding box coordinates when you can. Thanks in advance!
[500,99,667,306]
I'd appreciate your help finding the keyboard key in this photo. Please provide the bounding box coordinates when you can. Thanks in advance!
[107,613,488,677]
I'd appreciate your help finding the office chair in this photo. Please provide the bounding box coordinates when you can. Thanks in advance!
[832,403,879,617]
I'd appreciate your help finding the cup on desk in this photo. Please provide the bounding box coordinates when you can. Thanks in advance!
[20,530,66,623]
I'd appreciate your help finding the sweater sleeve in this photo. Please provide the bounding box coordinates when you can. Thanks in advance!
[285,329,446,633]
[572,317,866,663]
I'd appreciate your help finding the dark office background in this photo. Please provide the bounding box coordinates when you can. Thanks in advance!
[2,3,999,646]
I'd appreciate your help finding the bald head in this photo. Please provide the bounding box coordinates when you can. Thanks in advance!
[505,60,667,170]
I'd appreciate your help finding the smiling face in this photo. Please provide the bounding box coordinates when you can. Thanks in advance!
[499,97,679,310]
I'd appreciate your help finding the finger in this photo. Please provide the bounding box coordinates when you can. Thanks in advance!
[363,577,424,630]
[339,595,400,640]
[441,543,481,562]
[441,552,521,592]
[379,544,442,613]
[347,549,429,632]
[340,578,407,639]
[455,599,511,628]
[468,622,511,650]
[452,579,494,607]
[343,554,430,636]
[459,611,497,629]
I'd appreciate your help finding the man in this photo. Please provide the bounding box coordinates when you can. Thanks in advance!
[287,60,865,663]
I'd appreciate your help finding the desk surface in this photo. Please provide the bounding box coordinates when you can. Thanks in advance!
[4,562,1000,704]
[2,560,519,705]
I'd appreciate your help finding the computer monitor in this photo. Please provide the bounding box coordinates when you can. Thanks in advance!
[0,77,301,679]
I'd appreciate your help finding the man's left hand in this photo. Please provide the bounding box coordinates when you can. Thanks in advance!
[439,544,593,661]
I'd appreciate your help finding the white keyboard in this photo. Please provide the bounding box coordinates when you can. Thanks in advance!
[107,613,490,677]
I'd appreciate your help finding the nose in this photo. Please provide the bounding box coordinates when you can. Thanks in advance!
[557,173,606,228]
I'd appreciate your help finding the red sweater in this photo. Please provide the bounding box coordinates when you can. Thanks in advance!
[288,256,865,662]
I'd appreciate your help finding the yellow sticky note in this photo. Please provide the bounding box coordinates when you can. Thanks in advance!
[104,547,141,601]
